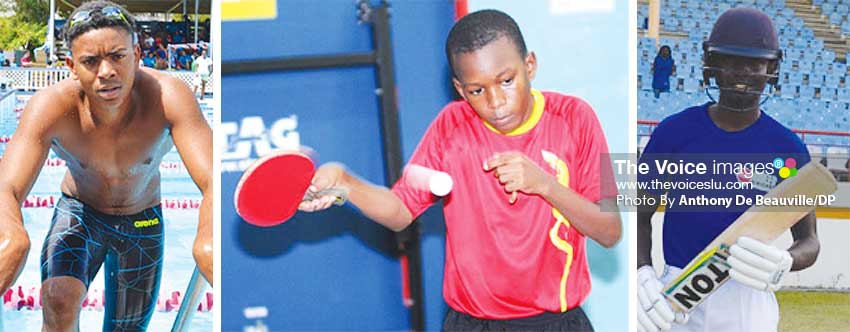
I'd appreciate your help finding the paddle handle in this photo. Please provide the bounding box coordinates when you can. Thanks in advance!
[302,187,350,205]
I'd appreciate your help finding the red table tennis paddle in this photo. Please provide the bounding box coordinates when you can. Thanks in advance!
[234,150,349,227]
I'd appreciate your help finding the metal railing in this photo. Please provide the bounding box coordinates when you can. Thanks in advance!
[0,67,213,92]
[171,267,208,332]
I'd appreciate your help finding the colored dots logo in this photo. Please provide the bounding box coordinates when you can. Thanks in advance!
[773,157,797,179]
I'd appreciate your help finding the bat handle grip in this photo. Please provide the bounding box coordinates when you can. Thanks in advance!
[303,187,350,205]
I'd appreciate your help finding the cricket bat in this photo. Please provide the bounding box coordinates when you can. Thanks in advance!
[662,162,838,312]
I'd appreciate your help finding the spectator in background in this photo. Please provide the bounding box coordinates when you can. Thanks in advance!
[144,31,155,49]
[20,51,33,67]
[42,46,50,65]
[0,49,5,66]
[651,45,675,98]
[177,49,193,70]
[192,49,211,99]
[154,53,168,70]
[156,43,167,59]
[143,50,156,68]
[154,43,168,68]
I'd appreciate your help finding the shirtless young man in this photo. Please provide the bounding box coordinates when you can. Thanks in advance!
[0,1,212,330]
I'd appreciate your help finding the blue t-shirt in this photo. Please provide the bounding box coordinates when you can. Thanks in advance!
[143,56,156,68]
[639,102,810,268]
[652,56,675,91]
[179,55,192,69]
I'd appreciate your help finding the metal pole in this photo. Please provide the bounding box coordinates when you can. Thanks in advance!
[370,4,425,331]
[48,0,55,62]
[183,0,188,43]
[222,53,376,74]
[194,0,199,43]
[170,267,208,332]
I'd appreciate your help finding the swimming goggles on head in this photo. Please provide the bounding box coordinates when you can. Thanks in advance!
[68,6,131,29]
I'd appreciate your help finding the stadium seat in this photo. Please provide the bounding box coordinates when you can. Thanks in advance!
[822,87,839,100]
[780,85,797,99]
[682,78,700,93]
[639,0,849,143]
[838,88,850,102]
[801,86,817,99]
[639,75,650,91]
[824,74,840,88]
[810,73,825,88]
[823,3,835,13]
[789,72,804,86]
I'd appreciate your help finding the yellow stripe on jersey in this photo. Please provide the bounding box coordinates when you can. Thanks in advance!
[543,150,573,312]
[483,89,545,136]
[549,221,574,312]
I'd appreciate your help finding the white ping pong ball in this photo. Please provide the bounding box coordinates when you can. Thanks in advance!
[429,172,453,197]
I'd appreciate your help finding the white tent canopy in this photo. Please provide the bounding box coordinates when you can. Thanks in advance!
[48,0,211,60]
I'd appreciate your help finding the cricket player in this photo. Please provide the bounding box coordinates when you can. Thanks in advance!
[636,8,820,332]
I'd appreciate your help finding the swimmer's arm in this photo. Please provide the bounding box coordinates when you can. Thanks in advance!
[0,90,56,291]
[163,77,213,284]
[300,163,413,232]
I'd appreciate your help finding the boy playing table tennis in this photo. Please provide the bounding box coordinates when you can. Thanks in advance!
[301,9,621,331]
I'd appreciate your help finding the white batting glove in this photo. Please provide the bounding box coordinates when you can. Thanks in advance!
[637,266,689,332]
[727,236,793,292]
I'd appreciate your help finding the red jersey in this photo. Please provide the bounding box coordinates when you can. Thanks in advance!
[392,89,612,319]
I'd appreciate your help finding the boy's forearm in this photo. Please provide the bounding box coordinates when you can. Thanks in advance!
[636,190,660,268]
[788,212,819,271]
[788,236,819,272]
[540,180,622,248]
[636,212,654,268]
[341,172,413,232]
